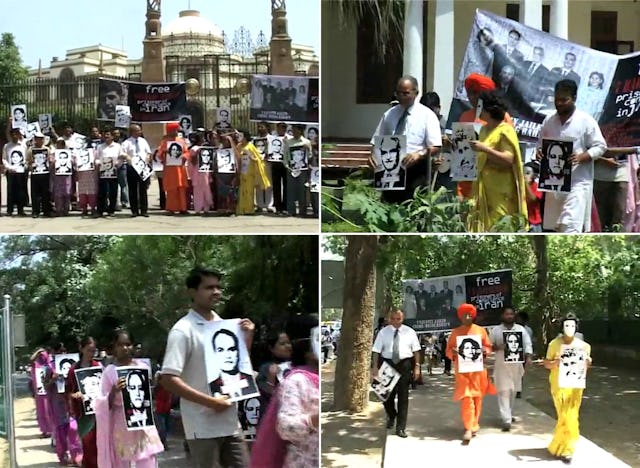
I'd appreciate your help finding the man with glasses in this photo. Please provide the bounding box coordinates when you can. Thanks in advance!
[369,75,442,203]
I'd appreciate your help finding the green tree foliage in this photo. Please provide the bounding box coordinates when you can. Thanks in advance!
[0,33,29,111]
[0,235,317,363]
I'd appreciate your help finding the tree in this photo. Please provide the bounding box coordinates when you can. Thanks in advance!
[0,33,29,111]
[333,235,378,412]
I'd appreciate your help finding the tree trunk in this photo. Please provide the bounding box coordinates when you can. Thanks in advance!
[333,235,378,412]
[531,235,552,349]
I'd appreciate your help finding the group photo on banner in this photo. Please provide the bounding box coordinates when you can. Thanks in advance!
[250,74,319,123]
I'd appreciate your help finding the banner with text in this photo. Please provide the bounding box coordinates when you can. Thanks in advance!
[402,269,512,332]
[97,79,187,123]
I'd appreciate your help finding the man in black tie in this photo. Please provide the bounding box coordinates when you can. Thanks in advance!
[550,52,581,88]
[371,309,421,438]
[522,46,551,103]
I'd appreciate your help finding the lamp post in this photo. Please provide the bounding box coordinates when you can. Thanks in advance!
[2,294,16,468]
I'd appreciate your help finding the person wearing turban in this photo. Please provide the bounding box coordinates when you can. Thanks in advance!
[446,303,495,443]
[157,122,190,214]
[456,74,514,201]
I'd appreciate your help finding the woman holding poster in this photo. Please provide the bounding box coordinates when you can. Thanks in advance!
[30,348,52,438]
[95,329,163,467]
[157,122,190,214]
[446,303,495,444]
[233,130,271,215]
[543,313,592,464]
[467,91,528,232]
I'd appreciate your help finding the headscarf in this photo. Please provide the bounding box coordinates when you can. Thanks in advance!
[166,122,180,133]
[464,73,496,94]
[457,303,477,320]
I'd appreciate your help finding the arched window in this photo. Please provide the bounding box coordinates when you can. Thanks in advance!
[59,68,77,100]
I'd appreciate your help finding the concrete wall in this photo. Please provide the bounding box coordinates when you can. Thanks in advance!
[323,0,640,140]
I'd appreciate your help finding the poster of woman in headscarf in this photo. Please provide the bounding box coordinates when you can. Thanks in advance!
[116,366,155,430]
[8,147,26,174]
[238,397,261,441]
[371,361,400,402]
[198,147,215,172]
[203,319,259,403]
[11,104,28,132]
[503,331,524,363]
[539,138,573,192]
[450,123,478,181]
[54,353,79,393]
[372,135,407,191]
[456,335,483,373]
[75,366,103,415]
[558,345,588,389]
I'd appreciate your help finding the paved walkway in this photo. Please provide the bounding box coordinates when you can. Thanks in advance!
[12,397,192,467]
[322,359,631,468]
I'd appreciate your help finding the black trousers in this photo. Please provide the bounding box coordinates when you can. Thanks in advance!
[382,358,412,431]
[126,166,149,215]
[98,178,118,214]
[157,174,166,210]
[382,159,429,203]
[31,174,51,216]
[6,173,27,214]
[271,162,288,212]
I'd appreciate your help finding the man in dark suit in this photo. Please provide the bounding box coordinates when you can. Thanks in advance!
[374,136,406,190]
[497,64,536,119]
[522,46,551,103]
[208,328,259,400]
[501,29,525,64]
[550,52,581,88]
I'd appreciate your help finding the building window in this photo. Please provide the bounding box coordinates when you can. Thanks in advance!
[356,10,403,104]
[506,4,550,32]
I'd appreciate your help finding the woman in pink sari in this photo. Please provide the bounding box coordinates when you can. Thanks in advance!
[30,348,52,438]
[187,132,213,214]
[95,329,163,467]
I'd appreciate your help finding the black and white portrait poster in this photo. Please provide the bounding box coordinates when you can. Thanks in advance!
[558,345,588,389]
[310,167,320,193]
[54,353,79,393]
[503,331,524,363]
[116,366,155,431]
[456,335,484,373]
[35,366,47,396]
[216,148,237,174]
[372,135,407,191]
[447,9,620,142]
[38,114,52,135]
[198,147,215,173]
[539,138,573,192]
[76,149,95,172]
[132,156,152,181]
[25,122,41,141]
[267,136,285,163]
[252,137,268,159]
[450,123,478,181]
[165,141,184,167]
[7,147,26,173]
[250,74,319,123]
[178,115,193,136]
[215,107,232,132]
[371,361,400,402]
[98,78,187,122]
[238,397,261,441]
[305,125,319,143]
[11,104,27,132]
[75,366,103,416]
[32,148,50,175]
[100,156,118,179]
[54,150,73,176]
[288,145,309,173]
[115,105,132,128]
[203,319,260,403]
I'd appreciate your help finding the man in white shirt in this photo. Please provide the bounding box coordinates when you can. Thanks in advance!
[537,79,607,232]
[370,75,442,203]
[121,124,152,217]
[371,309,421,438]
[490,307,532,431]
[96,129,122,217]
[160,267,255,468]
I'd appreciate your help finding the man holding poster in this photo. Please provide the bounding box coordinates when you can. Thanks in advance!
[544,313,592,464]
[446,303,495,444]
[537,80,606,232]
[160,267,255,467]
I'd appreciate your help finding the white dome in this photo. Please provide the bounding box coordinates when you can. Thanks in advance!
[163,10,222,38]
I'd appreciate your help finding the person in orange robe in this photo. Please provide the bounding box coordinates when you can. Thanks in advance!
[457,73,514,201]
[158,122,189,214]
[446,303,496,443]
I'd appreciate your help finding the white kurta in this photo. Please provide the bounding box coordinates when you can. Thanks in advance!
[538,109,606,232]
[490,323,533,392]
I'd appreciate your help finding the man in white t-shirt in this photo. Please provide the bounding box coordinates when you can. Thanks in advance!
[160,267,255,468]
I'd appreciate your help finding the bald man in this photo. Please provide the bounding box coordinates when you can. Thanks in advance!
[121,124,152,217]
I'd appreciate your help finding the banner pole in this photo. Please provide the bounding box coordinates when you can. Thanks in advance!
[3,294,16,468]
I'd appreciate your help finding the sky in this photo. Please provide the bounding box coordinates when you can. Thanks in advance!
[0,0,320,70]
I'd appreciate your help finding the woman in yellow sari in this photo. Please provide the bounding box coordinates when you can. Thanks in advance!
[234,130,271,215]
[468,91,528,232]
[543,313,592,464]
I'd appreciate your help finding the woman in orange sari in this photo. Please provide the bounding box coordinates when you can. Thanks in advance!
[157,122,189,214]
[467,91,527,232]
[446,303,495,443]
